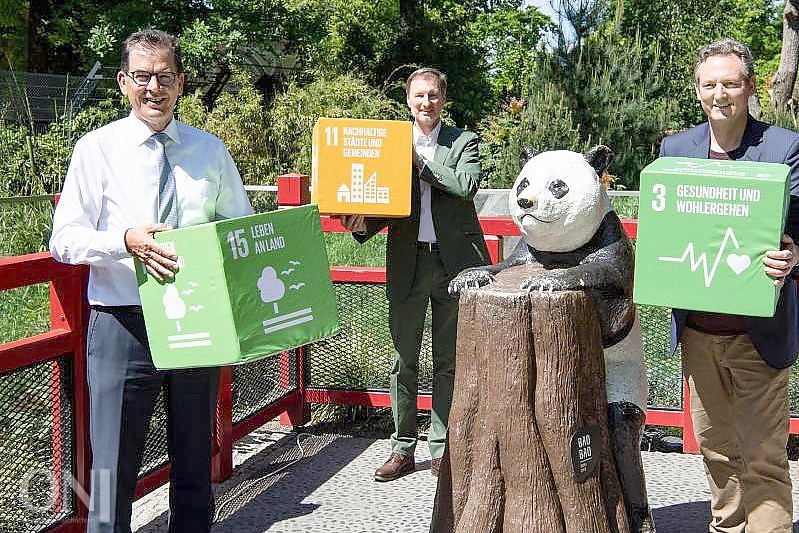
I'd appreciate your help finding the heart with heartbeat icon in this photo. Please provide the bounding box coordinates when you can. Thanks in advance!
[726,254,751,276]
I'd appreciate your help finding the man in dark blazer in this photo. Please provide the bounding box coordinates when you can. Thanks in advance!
[660,38,799,532]
[341,67,489,482]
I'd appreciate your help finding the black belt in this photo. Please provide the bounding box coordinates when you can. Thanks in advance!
[416,241,440,252]
[90,304,143,315]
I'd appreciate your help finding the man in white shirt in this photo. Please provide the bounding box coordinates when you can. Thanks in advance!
[50,29,251,533]
[341,68,489,481]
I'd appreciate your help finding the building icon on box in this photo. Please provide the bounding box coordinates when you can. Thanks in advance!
[337,163,390,204]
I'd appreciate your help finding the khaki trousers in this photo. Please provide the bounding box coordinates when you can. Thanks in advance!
[682,327,792,533]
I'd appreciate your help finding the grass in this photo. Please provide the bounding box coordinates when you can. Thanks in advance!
[324,232,386,266]
[0,197,53,257]
[610,194,639,219]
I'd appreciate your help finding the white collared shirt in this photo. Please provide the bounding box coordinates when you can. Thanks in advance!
[413,121,441,243]
[50,112,253,306]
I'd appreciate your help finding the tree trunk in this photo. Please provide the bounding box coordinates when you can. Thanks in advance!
[772,0,799,112]
[27,0,51,71]
[383,0,432,77]
[430,265,630,533]
[748,93,763,121]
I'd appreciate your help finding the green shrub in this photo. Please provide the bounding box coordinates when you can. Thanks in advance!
[480,89,583,188]
[267,74,407,178]
[178,71,274,186]
[0,98,125,197]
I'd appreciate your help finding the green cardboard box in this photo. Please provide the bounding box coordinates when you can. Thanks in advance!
[137,205,340,369]
[634,156,790,317]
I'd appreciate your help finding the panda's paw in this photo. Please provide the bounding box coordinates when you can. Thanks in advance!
[448,270,495,296]
[521,276,565,292]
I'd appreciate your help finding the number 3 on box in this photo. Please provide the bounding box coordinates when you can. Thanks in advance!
[652,183,666,212]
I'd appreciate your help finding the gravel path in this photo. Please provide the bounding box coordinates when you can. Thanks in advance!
[132,424,799,532]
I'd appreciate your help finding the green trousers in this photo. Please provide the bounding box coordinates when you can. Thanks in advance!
[388,248,458,459]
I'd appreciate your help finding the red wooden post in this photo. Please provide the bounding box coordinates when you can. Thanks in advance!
[278,350,292,425]
[681,378,700,453]
[279,347,311,427]
[211,367,234,482]
[483,235,503,264]
[277,173,311,207]
[276,173,312,426]
[50,279,67,515]
[49,266,90,520]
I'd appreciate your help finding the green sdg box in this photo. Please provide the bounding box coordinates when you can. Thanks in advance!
[137,205,340,369]
[634,157,791,317]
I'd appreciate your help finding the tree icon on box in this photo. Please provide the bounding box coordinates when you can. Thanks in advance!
[163,285,186,331]
[257,266,285,313]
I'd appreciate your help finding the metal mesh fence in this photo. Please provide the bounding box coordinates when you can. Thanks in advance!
[136,352,301,477]
[639,304,682,409]
[306,283,684,411]
[308,281,799,416]
[0,70,83,123]
[306,283,433,392]
[0,65,251,129]
[0,358,75,533]
[232,351,298,424]
[139,390,169,477]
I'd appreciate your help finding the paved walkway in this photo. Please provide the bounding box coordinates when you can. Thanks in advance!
[133,424,799,532]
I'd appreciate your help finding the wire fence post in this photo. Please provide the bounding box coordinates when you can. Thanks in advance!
[212,367,234,482]
[275,174,311,427]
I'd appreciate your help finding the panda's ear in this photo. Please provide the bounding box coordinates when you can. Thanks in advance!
[519,147,539,169]
[584,145,613,176]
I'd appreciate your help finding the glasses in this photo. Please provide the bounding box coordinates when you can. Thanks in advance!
[126,70,179,87]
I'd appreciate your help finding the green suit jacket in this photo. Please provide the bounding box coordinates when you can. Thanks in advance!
[357,124,490,301]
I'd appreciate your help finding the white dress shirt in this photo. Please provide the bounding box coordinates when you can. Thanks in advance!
[50,113,253,306]
[413,121,440,243]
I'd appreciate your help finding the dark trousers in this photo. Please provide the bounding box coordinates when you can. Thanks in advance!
[86,308,218,533]
[388,249,458,459]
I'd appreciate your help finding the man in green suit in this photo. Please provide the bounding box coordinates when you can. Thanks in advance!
[341,67,490,481]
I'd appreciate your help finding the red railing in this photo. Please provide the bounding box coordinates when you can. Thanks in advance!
[0,253,90,532]
[3,173,780,531]
[0,247,307,528]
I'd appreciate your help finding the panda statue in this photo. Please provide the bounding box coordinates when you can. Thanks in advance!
[449,145,655,533]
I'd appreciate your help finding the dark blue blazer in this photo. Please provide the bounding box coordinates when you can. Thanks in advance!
[660,116,799,369]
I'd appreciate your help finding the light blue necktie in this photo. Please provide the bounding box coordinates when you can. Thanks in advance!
[153,133,178,228]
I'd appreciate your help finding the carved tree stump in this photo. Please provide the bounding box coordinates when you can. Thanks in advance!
[430,266,630,533]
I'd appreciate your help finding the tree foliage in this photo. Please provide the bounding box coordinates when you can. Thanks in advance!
[612,0,782,124]
[267,74,407,177]
[482,1,674,189]
[4,0,792,196]
[178,70,273,186]
[1,0,551,130]
[469,1,553,98]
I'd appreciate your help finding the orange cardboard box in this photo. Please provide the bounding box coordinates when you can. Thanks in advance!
[312,118,412,217]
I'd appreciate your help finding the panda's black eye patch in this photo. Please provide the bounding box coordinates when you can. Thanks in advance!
[548,179,569,199]
[516,177,529,197]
